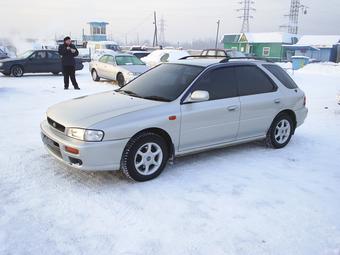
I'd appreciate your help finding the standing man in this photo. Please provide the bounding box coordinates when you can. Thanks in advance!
[58,36,80,90]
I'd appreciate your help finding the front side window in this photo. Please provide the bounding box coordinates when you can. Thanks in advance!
[193,67,238,100]
[106,55,115,64]
[120,64,204,102]
[18,50,34,59]
[33,51,47,59]
[115,56,144,66]
[47,51,60,59]
[235,65,276,96]
[99,55,108,63]
[263,64,298,89]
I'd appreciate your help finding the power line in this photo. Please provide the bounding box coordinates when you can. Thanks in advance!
[237,0,256,33]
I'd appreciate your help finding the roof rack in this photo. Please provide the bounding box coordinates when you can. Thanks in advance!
[179,55,275,63]
[220,57,275,63]
[179,55,225,60]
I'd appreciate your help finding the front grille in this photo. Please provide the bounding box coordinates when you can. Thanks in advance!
[47,117,65,133]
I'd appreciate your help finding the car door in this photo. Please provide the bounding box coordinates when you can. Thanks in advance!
[25,51,47,73]
[179,67,241,151]
[105,55,117,80]
[235,65,282,139]
[96,55,108,78]
[46,51,62,73]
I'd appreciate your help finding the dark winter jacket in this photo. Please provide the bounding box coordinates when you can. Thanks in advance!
[58,43,79,66]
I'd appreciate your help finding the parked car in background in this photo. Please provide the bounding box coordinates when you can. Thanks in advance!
[201,49,246,58]
[87,41,121,60]
[89,53,149,86]
[141,49,190,67]
[128,51,150,60]
[41,58,307,182]
[0,50,84,77]
[77,48,91,62]
[0,49,9,60]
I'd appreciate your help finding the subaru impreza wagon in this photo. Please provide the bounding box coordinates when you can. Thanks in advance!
[41,58,308,181]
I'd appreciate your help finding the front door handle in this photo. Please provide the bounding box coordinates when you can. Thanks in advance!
[227,105,238,111]
[274,98,281,104]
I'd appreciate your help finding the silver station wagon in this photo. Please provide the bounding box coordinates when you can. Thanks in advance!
[41,58,308,182]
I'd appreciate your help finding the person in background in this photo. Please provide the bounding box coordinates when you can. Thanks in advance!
[58,36,80,90]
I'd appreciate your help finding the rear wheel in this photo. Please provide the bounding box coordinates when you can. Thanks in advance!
[92,69,100,81]
[117,73,125,87]
[121,132,169,182]
[266,113,294,149]
[11,65,24,77]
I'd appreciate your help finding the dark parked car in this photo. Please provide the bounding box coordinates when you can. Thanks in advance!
[0,50,84,77]
[0,49,9,60]
[127,51,150,59]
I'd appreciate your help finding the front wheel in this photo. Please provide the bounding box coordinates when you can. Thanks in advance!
[266,113,294,149]
[121,132,169,182]
[117,73,125,87]
[92,69,100,82]
[11,65,24,77]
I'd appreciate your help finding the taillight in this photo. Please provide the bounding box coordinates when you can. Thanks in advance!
[303,96,306,106]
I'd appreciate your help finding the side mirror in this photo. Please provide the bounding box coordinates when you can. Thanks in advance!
[186,90,210,103]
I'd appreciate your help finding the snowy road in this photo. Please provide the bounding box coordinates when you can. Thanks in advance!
[0,64,340,255]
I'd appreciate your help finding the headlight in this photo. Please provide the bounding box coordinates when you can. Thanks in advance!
[66,128,104,142]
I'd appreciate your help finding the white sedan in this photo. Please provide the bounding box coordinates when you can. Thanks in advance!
[89,53,149,86]
[141,49,190,68]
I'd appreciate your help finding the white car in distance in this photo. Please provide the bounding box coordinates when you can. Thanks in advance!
[89,53,149,86]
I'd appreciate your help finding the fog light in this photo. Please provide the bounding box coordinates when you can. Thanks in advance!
[65,146,79,154]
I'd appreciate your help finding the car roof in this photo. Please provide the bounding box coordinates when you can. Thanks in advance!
[171,58,269,68]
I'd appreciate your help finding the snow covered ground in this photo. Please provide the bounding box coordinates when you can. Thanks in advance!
[0,63,340,255]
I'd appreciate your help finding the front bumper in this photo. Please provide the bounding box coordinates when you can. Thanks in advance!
[40,120,129,171]
[295,107,308,127]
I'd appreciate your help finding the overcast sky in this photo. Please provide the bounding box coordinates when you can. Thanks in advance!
[1,0,339,43]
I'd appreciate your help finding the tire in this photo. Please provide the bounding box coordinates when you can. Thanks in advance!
[11,65,24,77]
[92,69,100,82]
[52,72,59,75]
[266,113,294,149]
[117,73,125,87]
[121,132,169,182]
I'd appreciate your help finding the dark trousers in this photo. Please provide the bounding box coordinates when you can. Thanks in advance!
[62,65,79,89]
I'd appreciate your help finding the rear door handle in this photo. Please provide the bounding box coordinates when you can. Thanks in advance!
[227,105,238,111]
[274,99,281,104]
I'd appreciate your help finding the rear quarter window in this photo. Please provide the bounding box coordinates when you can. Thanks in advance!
[263,64,298,89]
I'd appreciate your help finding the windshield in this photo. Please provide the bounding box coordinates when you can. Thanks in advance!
[18,50,34,59]
[116,56,145,66]
[120,63,204,102]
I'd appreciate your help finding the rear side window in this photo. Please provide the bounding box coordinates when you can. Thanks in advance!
[263,64,298,89]
[235,66,276,96]
[194,67,238,100]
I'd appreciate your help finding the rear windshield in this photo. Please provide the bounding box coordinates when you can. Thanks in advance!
[120,64,204,101]
[263,64,298,89]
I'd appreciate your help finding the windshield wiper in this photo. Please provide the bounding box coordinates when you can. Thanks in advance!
[118,90,142,98]
[141,96,171,102]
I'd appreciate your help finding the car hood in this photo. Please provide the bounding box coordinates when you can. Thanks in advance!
[122,65,149,74]
[0,57,23,63]
[47,91,163,128]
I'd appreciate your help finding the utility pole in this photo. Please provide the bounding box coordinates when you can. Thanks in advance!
[237,0,255,33]
[152,11,158,47]
[280,0,308,34]
[215,20,221,49]
[159,16,166,46]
